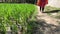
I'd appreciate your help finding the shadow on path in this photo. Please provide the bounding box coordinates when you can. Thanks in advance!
[27,19,60,34]
[43,10,60,13]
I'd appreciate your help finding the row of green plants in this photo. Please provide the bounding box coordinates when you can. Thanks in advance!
[0,3,36,34]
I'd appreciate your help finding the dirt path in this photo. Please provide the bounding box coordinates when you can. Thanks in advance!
[36,6,60,26]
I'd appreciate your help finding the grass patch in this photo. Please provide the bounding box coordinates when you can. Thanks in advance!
[0,3,36,34]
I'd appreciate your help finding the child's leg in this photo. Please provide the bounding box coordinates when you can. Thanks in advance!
[40,6,41,11]
[42,7,44,12]
[40,6,44,12]
[42,7,44,11]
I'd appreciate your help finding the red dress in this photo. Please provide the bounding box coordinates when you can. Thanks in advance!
[37,0,48,8]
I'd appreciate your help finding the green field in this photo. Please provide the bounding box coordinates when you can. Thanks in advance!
[0,3,36,34]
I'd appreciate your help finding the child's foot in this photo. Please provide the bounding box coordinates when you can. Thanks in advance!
[41,11,43,13]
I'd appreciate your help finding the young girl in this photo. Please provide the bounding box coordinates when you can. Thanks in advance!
[37,0,48,12]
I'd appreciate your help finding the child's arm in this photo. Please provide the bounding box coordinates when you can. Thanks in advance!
[46,0,48,4]
[37,0,40,5]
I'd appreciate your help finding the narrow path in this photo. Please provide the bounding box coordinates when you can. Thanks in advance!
[36,6,60,26]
